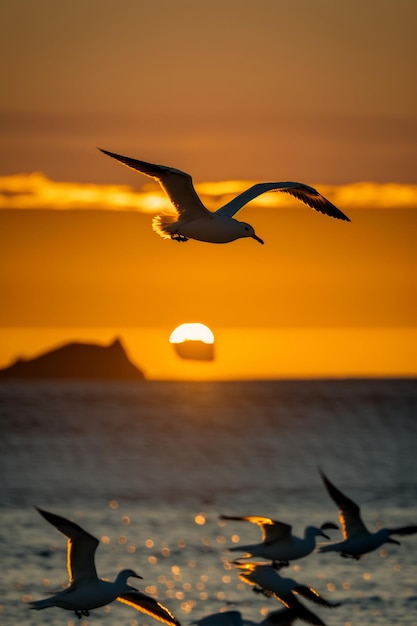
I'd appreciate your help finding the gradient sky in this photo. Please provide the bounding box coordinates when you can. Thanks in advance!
[1,0,417,184]
[1,0,416,379]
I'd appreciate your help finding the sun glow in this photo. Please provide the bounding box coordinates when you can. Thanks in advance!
[169,323,214,345]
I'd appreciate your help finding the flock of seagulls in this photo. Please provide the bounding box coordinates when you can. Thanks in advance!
[218,469,417,625]
[25,154,411,624]
[99,148,350,245]
[318,470,417,559]
[29,470,416,625]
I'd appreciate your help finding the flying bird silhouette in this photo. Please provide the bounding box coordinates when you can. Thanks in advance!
[318,469,417,559]
[234,561,340,610]
[99,148,350,245]
[30,508,181,623]
[220,514,338,567]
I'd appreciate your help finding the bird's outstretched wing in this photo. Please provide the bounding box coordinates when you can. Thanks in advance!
[390,525,417,536]
[36,507,99,583]
[216,181,350,222]
[220,515,292,543]
[117,591,181,626]
[98,148,211,219]
[293,584,340,608]
[319,471,368,540]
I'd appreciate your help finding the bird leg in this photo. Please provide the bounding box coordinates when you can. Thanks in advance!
[253,585,274,598]
[170,233,188,242]
[75,609,90,619]
[341,552,360,560]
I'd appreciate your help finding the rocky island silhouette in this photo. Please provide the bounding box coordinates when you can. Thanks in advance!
[0,338,145,381]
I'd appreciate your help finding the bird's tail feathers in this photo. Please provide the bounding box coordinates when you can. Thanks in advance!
[228,544,255,556]
[29,598,55,610]
[152,214,178,239]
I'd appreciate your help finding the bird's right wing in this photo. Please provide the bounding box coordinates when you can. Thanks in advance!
[319,471,368,539]
[117,591,181,626]
[36,507,99,583]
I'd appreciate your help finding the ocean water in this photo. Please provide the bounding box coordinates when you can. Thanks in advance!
[1,378,417,626]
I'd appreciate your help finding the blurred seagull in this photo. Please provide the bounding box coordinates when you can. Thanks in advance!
[318,469,417,559]
[30,508,180,623]
[220,515,338,567]
[99,148,350,245]
[234,561,340,610]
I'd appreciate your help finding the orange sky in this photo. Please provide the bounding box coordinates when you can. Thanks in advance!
[1,0,416,379]
[1,193,416,378]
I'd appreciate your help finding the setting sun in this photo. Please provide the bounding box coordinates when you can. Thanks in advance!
[169,324,215,362]
[169,323,215,345]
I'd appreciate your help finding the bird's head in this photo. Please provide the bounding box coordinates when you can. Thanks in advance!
[306,526,332,540]
[238,221,264,244]
[116,568,143,590]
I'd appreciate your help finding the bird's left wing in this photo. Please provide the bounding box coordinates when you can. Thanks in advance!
[36,507,99,583]
[216,182,350,222]
[99,148,211,219]
[117,591,181,626]
[220,515,291,543]
[319,471,367,540]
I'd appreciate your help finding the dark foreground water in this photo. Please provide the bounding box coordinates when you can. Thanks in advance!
[1,379,417,626]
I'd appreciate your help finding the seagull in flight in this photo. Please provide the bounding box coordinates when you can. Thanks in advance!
[234,561,340,610]
[228,562,337,626]
[318,469,417,559]
[29,507,181,623]
[220,515,338,567]
[99,149,350,245]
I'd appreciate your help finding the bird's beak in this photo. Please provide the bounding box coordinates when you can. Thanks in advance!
[320,531,331,540]
[130,573,143,590]
[387,538,401,545]
[252,234,264,244]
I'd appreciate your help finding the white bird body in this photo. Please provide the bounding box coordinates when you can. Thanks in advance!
[318,528,398,557]
[160,213,257,244]
[31,574,132,611]
[30,508,180,623]
[99,149,350,245]
[318,469,417,559]
[221,515,336,564]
